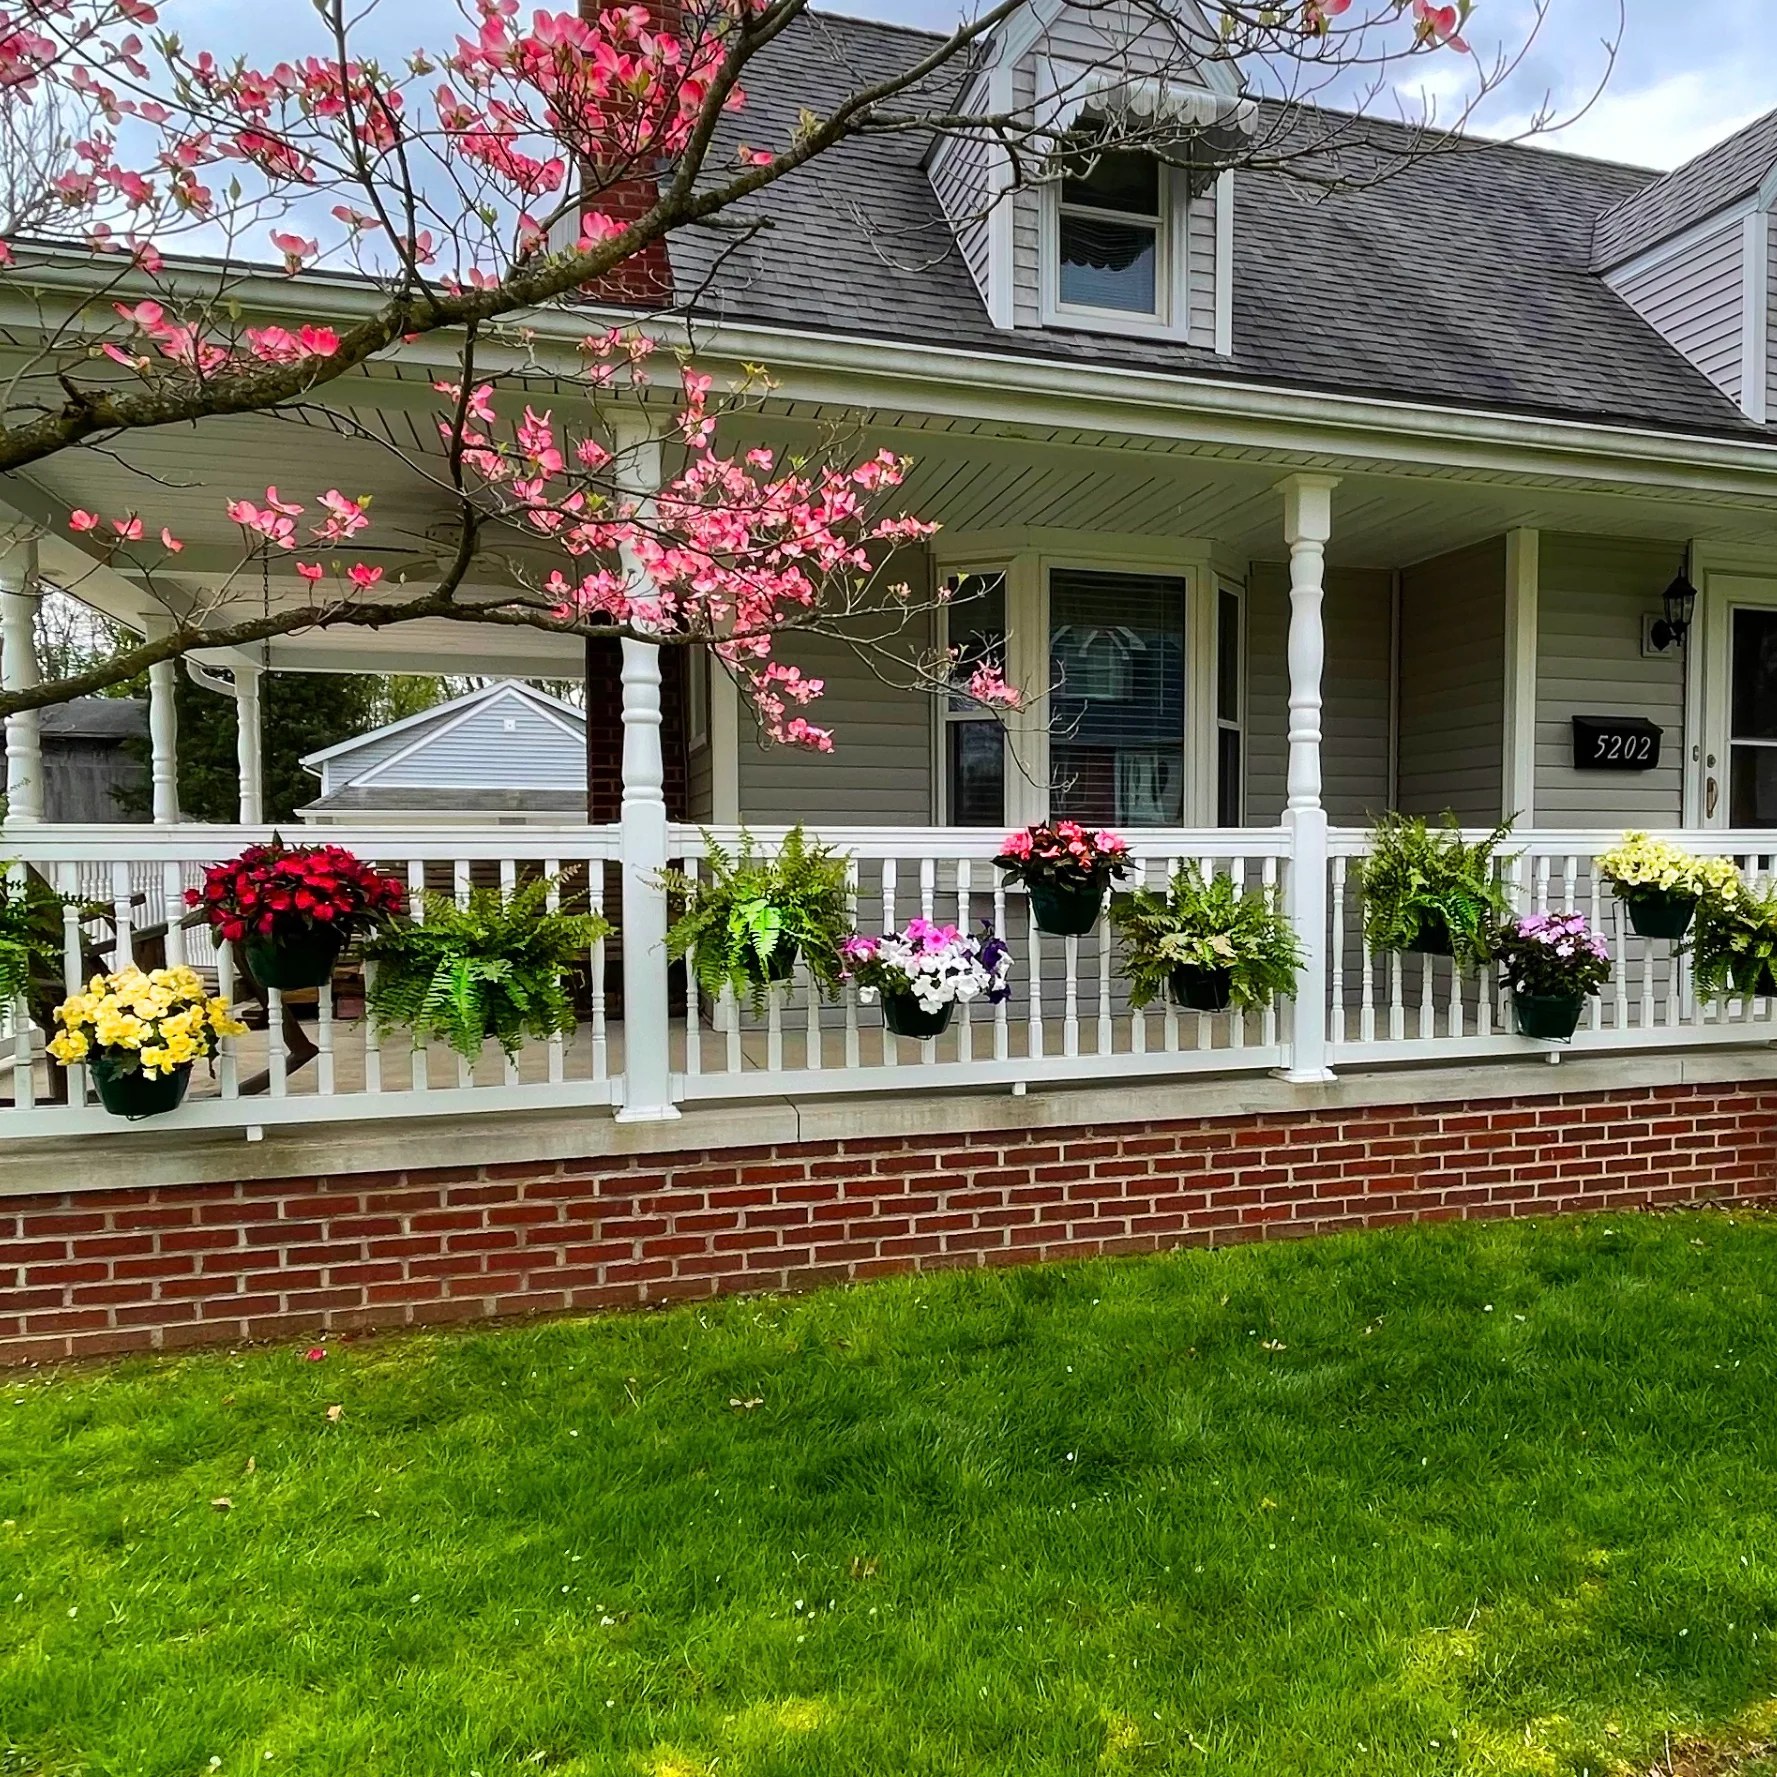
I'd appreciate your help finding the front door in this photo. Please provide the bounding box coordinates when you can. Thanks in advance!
[1703,576,1777,828]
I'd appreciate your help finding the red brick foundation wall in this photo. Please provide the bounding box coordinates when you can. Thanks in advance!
[7,1081,1776,1366]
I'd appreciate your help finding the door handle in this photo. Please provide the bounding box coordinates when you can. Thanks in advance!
[1707,776,1720,819]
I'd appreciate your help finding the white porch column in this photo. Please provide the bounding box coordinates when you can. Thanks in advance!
[147,653,179,825]
[612,413,680,1123]
[1,537,42,826]
[234,661,265,825]
[1279,474,1339,1084]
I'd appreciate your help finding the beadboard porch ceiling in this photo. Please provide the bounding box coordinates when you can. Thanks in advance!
[8,364,1777,671]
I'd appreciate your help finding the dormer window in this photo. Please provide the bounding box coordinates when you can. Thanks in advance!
[1056,149,1163,319]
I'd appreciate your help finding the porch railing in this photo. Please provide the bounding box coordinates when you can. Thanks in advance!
[0,824,618,1139]
[1326,828,1777,1064]
[0,820,1773,1142]
[667,826,1294,1099]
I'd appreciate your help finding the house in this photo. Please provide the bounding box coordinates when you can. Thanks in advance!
[7,1,1777,1364]
[36,698,146,824]
[296,682,590,827]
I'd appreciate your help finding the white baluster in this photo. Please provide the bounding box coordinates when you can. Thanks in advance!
[881,857,899,1067]
[992,870,1010,1062]
[843,857,861,1071]
[546,857,565,1085]
[1261,854,1280,1051]
[500,858,520,1087]
[1063,932,1080,1059]
[362,958,381,1095]
[1163,853,1180,1054]
[58,867,86,1109]
[588,857,608,1083]
[1330,854,1347,1047]
[217,929,240,1100]
[110,860,134,969]
[1096,868,1114,1055]
[407,859,427,1092]
[958,859,975,1065]
[1227,856,1247,1054]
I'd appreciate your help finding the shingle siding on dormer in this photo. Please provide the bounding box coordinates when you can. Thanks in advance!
[927,71,994,308]
[1605,216,1747,410]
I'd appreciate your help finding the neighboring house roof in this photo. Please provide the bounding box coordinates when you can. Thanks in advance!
[38,697,146,741]
[668,11,1759,439]
[299,786,587,816]
[1591,109,1777,271]
[299,679,585,774]
[297,680,588,811]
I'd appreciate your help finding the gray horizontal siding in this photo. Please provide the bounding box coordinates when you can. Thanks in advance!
[1534,534,1685,828]
[354,699,586,791]
[1186,186,1218,349]
[738,583,934,823]
[1246,564,1392,825]
[1397,540,1505,824]
[1608,218,1745,405]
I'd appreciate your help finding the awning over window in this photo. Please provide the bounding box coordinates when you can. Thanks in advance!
[1036,58,1256,155]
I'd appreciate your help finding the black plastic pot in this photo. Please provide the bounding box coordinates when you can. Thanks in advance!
[1025,877,1105,937]
[244,922,346,992]
[741,935,800,989]
[1514,992,1584,1042]
[1405,913,1454,958]
[90,1053,192,1120]
[882,992,953,1040]
[1171,965,1235,1012]
[1622,888,1697,941]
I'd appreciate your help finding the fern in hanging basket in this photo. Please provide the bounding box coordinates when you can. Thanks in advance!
[361,877,607,1060]
[1358,813,1515,971]
[660,825,852,1012]
[1110,864,1303,1010]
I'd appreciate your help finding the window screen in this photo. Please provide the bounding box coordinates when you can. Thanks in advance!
[1049,568,1186,827]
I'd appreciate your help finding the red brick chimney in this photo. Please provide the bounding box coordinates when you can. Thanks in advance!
[578,0,676,307]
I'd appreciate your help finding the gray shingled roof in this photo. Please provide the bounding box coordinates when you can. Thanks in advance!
[669,11,1761,440]
[1592,108,1777,272]
[38,697,145,740]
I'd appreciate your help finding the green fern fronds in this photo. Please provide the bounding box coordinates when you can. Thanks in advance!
[362,877,607,1060]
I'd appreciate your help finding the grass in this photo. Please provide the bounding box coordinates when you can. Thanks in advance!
[7,1211,1777,1775]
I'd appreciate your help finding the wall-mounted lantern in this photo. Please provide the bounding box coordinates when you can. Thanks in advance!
[1647,564,1698,653]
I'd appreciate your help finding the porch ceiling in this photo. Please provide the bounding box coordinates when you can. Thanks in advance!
[7,361,1777,669]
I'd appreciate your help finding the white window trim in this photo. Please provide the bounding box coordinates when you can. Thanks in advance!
[934,541,1222,827]
[1213,579,1246,826]
[934,563,1018,827]
[686,644,710,751]
[1040,162,1189,341]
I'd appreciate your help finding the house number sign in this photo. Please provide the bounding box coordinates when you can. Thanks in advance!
[1571,715,1662,771]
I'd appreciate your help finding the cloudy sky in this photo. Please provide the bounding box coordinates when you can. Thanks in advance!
[179,0,1767,173]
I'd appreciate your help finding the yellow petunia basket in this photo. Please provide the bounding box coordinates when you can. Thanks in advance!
[50,965,248,1120]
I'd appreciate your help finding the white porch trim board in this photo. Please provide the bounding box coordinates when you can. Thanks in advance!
[1502,528,1539,824]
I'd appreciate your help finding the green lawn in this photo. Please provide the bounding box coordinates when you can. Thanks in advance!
[8,1211,1777,1776]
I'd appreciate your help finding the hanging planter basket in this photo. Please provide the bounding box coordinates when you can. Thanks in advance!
[741,936,800,989]
[90,1053,193,1120]
[1026,878,1106,938]
[244,922,347,992]
[1513,993,1585,1042]
[1622,888,1698,942]
[882,993,954,1040]
[1170,965,1235,1012]
[1405,912,1454,958]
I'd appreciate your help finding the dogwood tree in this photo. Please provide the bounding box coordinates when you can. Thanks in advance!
[0,0,1563,746]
